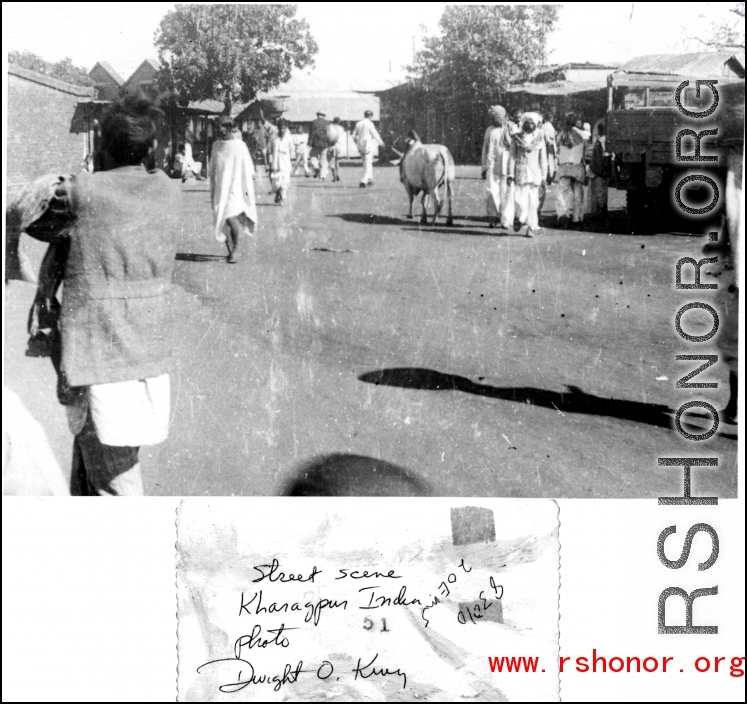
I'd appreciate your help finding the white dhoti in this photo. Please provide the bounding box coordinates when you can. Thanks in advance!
[360,150,374,184]
[556,164,586,222]
[515,183,540,229]
[487,175,515,227]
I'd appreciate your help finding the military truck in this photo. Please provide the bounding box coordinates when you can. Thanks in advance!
[604,69,739,231]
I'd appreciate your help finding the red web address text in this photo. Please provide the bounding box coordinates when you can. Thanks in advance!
[488,652,745,676]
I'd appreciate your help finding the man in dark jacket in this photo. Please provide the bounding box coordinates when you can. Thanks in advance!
[308,110,330,178]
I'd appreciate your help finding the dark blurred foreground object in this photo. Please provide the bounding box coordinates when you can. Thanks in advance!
[284,453,430,496]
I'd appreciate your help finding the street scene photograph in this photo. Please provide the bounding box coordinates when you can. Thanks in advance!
[3,2,743,497]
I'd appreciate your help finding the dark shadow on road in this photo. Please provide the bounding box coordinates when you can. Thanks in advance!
[404,226,513,237]
[283,453,431,496]
[175,252,227,262]
[360,367,679,431]
[336,213,408,226]
[360,367,738,439]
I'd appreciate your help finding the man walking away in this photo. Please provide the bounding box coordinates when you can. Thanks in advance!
[508,112,548,238]
[210,118,258,263]
[555,114,589,229]
[20,96,182,496]
[309,110,330,178]
[353,110,384,188]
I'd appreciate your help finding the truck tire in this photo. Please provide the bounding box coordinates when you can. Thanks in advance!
[626,188,660,234]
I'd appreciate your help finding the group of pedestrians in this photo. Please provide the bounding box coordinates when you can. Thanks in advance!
[481,105,611,236]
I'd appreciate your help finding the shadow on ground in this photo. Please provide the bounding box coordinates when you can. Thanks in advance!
[176,252,227,262]
[283,453,430,496]
[359,367,738,439]
[360,367,674,429]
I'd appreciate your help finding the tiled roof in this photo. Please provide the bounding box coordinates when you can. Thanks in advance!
[90,61,125,86]
[616,52,744,77]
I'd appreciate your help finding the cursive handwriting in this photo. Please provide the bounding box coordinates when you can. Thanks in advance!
[359,584,421,610]
[252,558,322,584]
[352,653,407,689]
[336,568,402,580]
[234,623,298,655]
[239,590,348,626]
[197,658,307,693]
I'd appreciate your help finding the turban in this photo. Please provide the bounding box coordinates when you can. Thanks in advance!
[489,105,506,118]
[520,112,542,128]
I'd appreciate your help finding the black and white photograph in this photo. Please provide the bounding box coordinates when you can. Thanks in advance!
[4,2,742,500]
[2,3,745,703]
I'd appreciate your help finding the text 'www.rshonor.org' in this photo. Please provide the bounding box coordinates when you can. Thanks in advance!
[486,653,744,676]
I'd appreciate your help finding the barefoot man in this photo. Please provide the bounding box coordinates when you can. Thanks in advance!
[209,118,258,263]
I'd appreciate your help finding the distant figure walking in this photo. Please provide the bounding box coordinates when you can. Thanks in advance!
[481,106,500,180]
[291,126,311,177]
[308,110,330,178]
[270,119,293,205]
[210,118,258,263]
[353,110,384,188]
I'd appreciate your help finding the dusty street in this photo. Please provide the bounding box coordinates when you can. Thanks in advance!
[4,165,737,497]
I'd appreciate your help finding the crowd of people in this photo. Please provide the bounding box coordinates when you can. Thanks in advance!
[481,105,611,236]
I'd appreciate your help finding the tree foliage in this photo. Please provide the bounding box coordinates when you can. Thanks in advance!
[409,5,560,100]
[8,50,93,87]
[697,1,745,50]
[155,4,318,114]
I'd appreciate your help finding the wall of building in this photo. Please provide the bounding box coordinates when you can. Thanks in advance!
[7,66,94,187]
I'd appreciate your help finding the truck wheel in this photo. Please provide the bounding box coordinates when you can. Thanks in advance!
[626,189,659,234]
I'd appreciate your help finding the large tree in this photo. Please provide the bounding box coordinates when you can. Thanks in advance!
[410,5,560,99]
[155,4,318,114]
[696,1,745,50]
[404,5,559,162]
[8,50,93,87]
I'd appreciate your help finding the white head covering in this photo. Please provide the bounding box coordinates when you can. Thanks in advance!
[520,112,543,128]
[489,105,506,119]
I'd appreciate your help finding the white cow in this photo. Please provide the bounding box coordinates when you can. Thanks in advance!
[394,131,455,225]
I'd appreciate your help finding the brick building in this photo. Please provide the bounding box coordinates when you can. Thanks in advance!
[7,64,95,187]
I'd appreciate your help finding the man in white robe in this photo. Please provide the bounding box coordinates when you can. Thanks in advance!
[353,110,384,188]
[485,105,515,229]
[270,119,294,205]
[209,119,258,263]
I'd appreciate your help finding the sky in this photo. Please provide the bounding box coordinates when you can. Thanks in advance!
[2,2,742,83]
